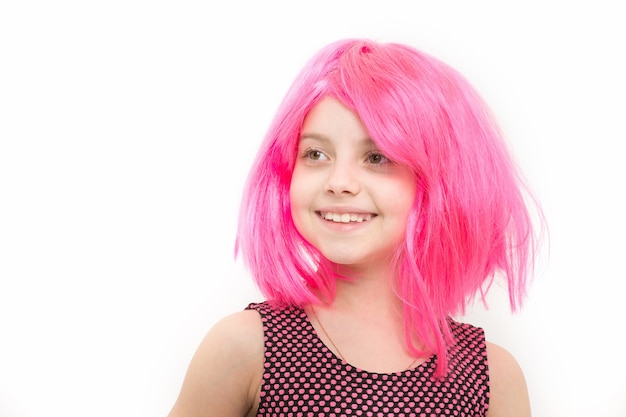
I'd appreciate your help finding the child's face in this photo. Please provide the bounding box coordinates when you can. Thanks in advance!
[290,97,416,274]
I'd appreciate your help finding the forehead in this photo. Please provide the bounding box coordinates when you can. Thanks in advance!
[300,97,375,147]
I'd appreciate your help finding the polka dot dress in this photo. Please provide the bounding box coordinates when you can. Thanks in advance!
[246,302,489,417]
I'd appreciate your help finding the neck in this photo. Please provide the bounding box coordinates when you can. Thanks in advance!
[306,265,421,373]
[328,263,403,318]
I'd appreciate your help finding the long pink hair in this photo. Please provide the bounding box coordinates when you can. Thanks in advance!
[236,39,542,375]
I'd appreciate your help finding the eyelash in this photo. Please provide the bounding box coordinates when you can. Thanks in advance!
[301,148,328,161]
[365,152,390,165]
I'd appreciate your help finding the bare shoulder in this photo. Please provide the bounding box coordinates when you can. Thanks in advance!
[485,341,531,417]
[168,310,264,417]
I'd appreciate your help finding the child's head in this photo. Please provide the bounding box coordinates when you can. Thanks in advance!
[236,38,540,368]
[289,96,418,277]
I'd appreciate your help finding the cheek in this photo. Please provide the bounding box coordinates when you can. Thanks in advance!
[289,176,307,231]
[387,177,416,208]
[388,179,417,230]
[289,174,302,208]
[289,167,314,209]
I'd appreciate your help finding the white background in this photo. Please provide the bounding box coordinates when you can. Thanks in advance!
[1,1,625,416]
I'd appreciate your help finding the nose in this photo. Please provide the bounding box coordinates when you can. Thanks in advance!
[324,161,361,195]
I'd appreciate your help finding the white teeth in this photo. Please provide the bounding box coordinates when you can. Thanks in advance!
[321,212,372,223]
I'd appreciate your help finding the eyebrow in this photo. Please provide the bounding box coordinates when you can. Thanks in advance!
[299,132,377,148]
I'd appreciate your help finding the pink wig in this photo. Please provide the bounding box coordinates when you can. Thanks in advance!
[236,39,542,375]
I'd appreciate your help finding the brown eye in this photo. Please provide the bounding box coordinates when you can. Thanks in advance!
[303,148,329,161]
[367,152,389,164]
[308,150,323,160]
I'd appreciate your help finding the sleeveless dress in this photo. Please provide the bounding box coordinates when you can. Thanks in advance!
[246,301,490,417]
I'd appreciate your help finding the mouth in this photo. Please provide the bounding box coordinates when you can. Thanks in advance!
[317,211,376,224]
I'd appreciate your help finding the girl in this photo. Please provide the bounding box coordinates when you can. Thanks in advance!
[168,38,542,417]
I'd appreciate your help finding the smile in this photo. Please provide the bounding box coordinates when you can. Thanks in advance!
[318,211,375,223]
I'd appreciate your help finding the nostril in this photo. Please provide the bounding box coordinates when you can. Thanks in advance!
[324,176,361,196]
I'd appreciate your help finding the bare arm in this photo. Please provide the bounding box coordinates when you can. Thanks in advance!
[486,342,531,417]
[167,310,264,417]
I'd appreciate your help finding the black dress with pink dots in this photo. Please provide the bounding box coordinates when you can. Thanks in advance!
[246,301,489,417]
